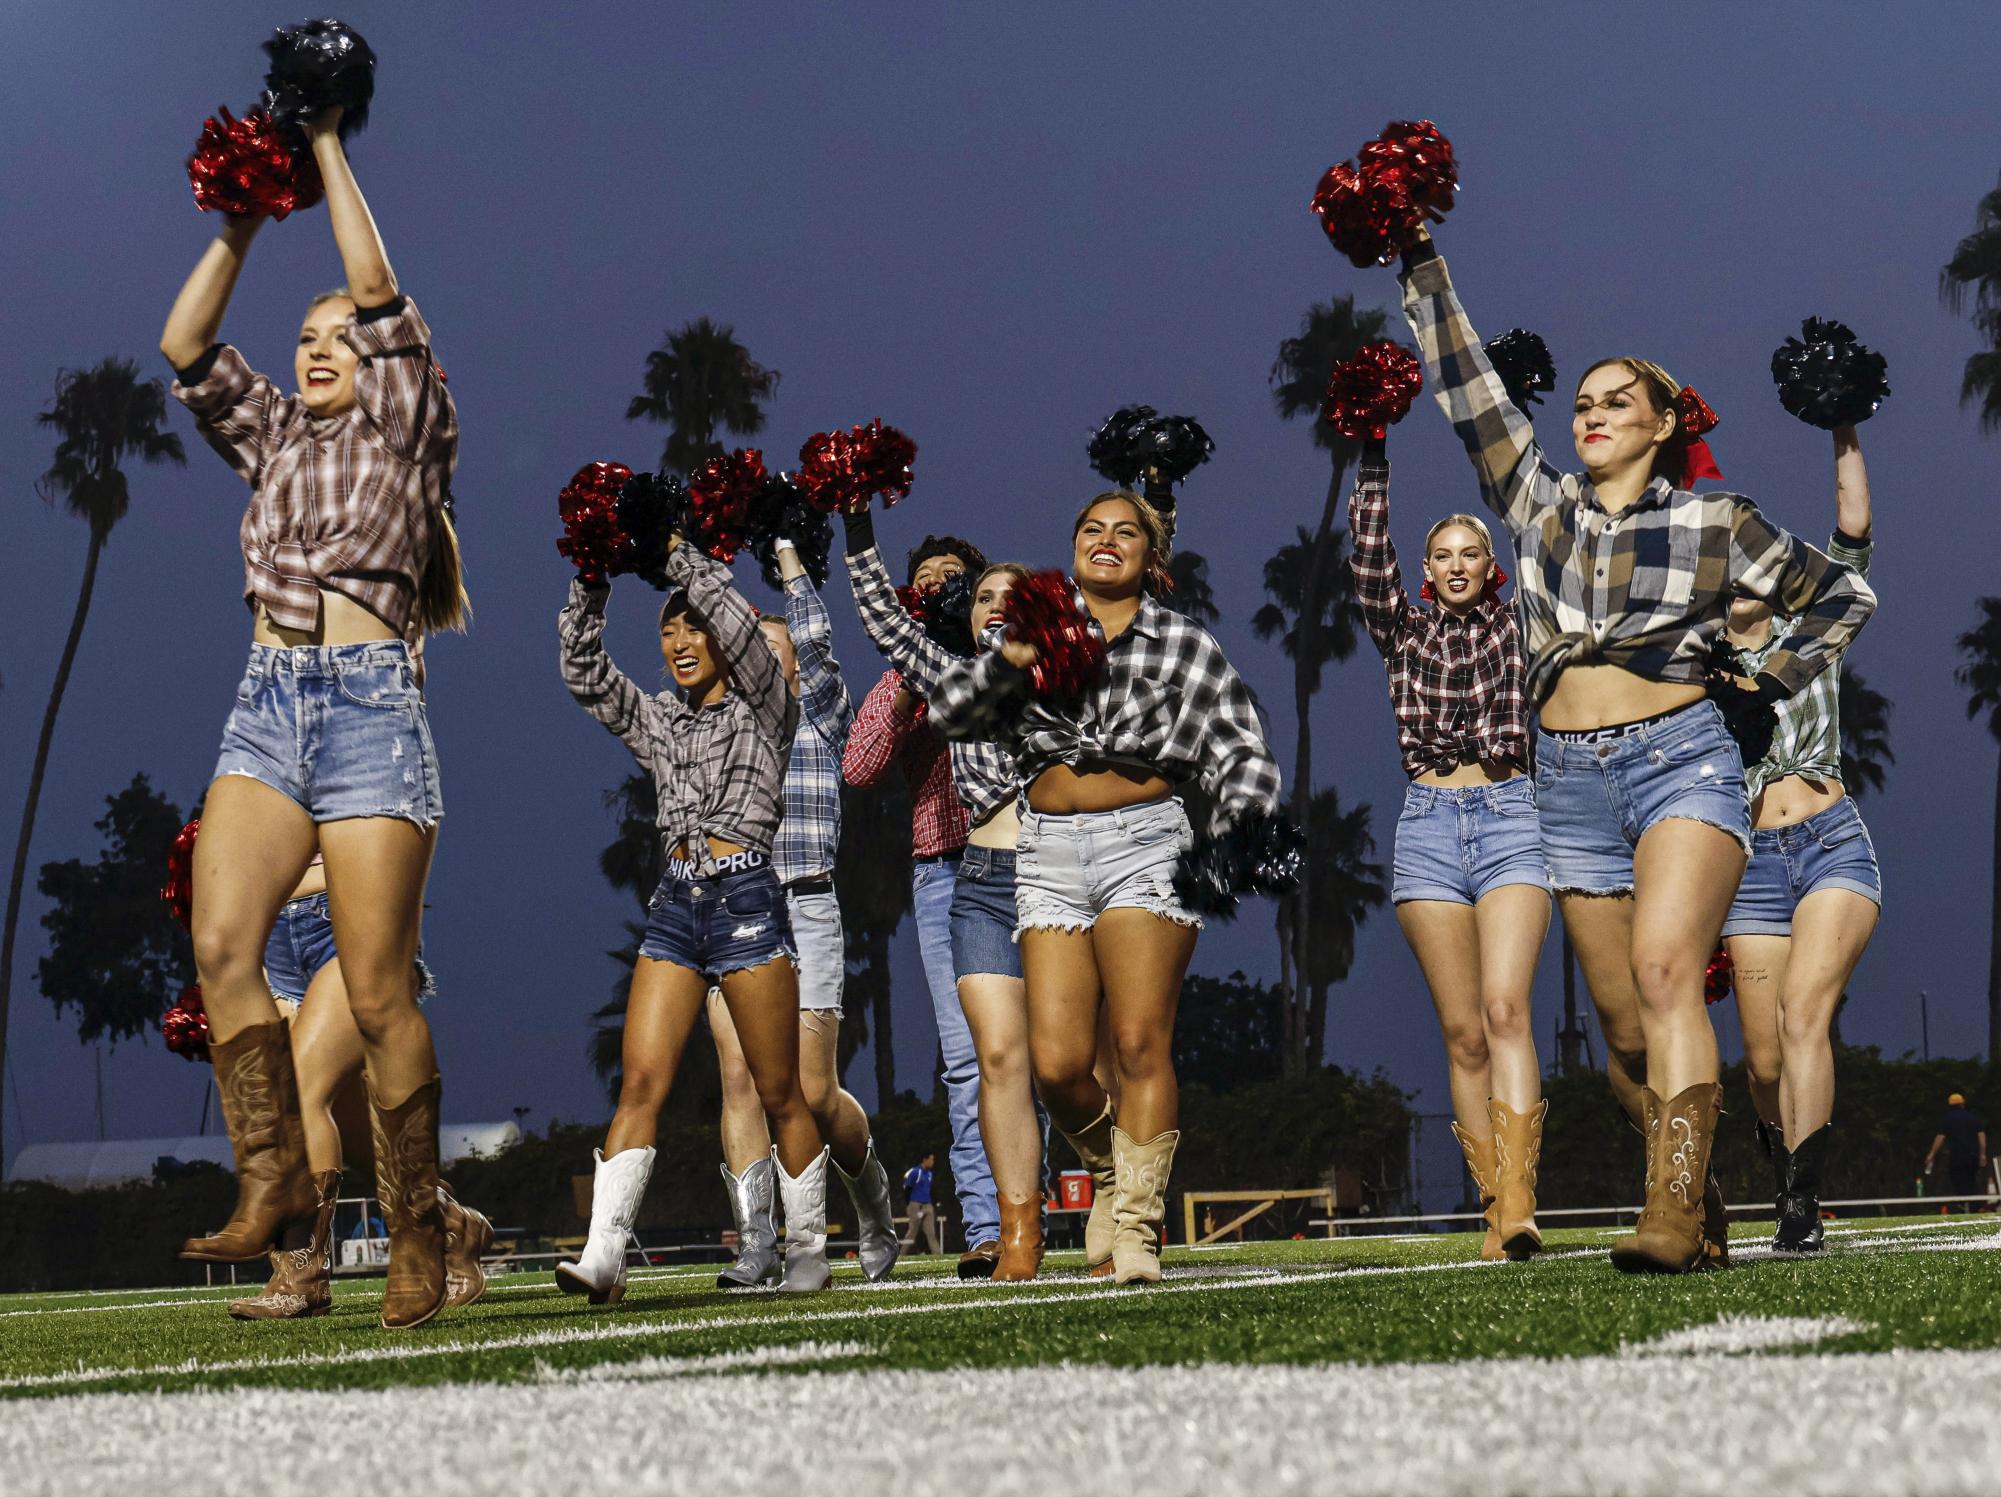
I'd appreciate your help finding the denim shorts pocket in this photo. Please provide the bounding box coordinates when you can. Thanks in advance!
[1127,813,1182,848]
[235,662,264,705]
[334,660,418,711]
[1816,813,1867,851]
[723,884,778,922]
[1491,782,1538,817]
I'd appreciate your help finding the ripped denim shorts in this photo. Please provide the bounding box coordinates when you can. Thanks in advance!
[1015,797,1200,935]
[640,860,798,982]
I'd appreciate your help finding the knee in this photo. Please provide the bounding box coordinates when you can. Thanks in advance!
[1743,1043,1782,1091]
[1443,1023,1490,1075]
[617,1067,670,1116]
[798,1065,838,1119]
[191,918,263,987]
[1481,992,1530,1042]
[1629,945,1698,1016]
[1778,1000,1830,1055]
[975,1035,1030,1090]
[716,1046,757,1103]
[753,1067,804,1120]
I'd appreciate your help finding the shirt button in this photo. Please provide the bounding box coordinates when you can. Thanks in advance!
[1595,568,1606,578]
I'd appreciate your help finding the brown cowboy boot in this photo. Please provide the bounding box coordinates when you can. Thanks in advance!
[438,1183,495,1308]
[181,1021,317,1262]
[1110,1126,1180,1285]
[993,1193,1046,1282]
[1059,1099,1118,1278]
[1450,1122,1505,1261]
[1490,1099,1547,1261]
[1701,1173,1731,1267]
[368,1073,448,1329]
[1610,1083,1724,1274]
[229,1169,341,1321]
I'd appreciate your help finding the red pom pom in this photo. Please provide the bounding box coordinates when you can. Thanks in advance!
[163,984,212,1064]
[999,570,1107,702]
[557,461,634,583]
[1311,119,1458,268]
[895,584,929,622]
[1321,340,1425,441]
[1704,946,1733,1007]
[186,107,324,220]
[1310,163,1401,269]
[796,420,917,514]
[162,818,200,931]
[685,449,767,562]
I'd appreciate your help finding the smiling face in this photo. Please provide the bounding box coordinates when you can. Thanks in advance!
[1572,361,1676,480]
[970,567,1020,636]
[294,295,359,416]
[1424,523,1496,615]
[1072,497,1151,597]
[660,608,723,700]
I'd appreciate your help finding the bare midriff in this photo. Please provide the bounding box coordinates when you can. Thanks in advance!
[290,861,328,901]
[1413,758,1523,788]
[253,589,398,648]
[968,797,1022,850]
[1751,773,1845,830]
[1539,663,1704,734]
[672,836,752,863]
[1027,762,1173,816]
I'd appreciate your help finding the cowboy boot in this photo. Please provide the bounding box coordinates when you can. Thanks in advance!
[1757,1119,1787,1249]
[833,1138,902,1283]
[438,1184,494,1308]
[181,1021,317,1262]
[1110,1126,1179,1286]
[1450,1121,1505,1262]
[1773,1124,1830,1257]
[1702,1173,1732,1266]
[556,1146,654,1305]
[994,1193,1045,1282]
[368,1073,449,1329]
[1489,1099,1547,1261]
[229,1169,340,1320]
[1060,1099,1118,1278]
[775,1146,833,1293]
[716,1157,782,1289]
[1610,1083,1724,1275]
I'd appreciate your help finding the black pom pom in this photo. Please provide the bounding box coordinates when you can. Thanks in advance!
[1087,404,1158,486]
[1172,807,1305,918]
[921,571,976,657]
[261,18,377,139]
[1087,404,1215,489]
[1483,328,1556,410]
[617,471,687,590]
[745,473,832,590]
[1770,317,1890,430]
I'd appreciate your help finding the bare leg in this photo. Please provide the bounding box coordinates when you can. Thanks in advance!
[715,958,823,1174]
[707,987,773,1174]
[604,957,708,1156]
[796,1007,870,1175]
[1021,928,1108,1132]
[289,959,366,1174]
[1629,819,1746,1098]
[319,816,437,1106]
[1776,890,1879,1139]
[960,973,1041,1205]
[1559,892,1647,1127]
[1473,886,1549,1111]
[1092,910,1199,1142]
[1395,900,1495,1137]
[1726,933,1789,1130]
[191,776,317,1044]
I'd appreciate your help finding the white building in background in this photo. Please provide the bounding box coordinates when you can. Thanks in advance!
[6,1121,522,1188]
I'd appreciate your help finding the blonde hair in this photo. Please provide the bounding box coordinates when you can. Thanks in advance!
[974,561,1032,593]
[1577,357,1690,485]
[307,286,355,313]
[1423,512,1495,559]
[1071,490,1172,596]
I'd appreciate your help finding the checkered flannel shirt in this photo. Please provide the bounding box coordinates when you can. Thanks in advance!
[842,669,970,857]
[771,572,853,885]
[1399,245,1876,705]
[1349,459,1528,777]
[928,591,1281,840]
[559,546,798,877]
[174,297,457,641]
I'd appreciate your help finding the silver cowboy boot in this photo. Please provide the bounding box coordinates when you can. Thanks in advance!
[833,1138,902,1283]
[716,1157,782,1289]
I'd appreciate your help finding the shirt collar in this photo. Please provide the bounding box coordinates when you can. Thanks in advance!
[1579,473,1674,517]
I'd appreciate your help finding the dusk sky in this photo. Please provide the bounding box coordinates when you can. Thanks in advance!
[4,4,1997,1179]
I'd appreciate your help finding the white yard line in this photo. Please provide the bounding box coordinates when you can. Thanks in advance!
[1622,1314,1869,1356]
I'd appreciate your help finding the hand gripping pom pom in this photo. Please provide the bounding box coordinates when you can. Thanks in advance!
[615,471,687,590]
[556,461,634,584]
[998,570,1107,702]
[686,449,768,562]
[1322,341,1425,441]
[187,106,325,219]
[1312,120,1458,267]
[744,473,832,589]
[163,984,212,1064]
[1172,808,1306,919]
[1484,328,1556,411]
[162,818,200,931]
[796,420,917,515]
[261,18,377,139]
[1770,318,1891,430]
[1704,946,1734,1007]
[899,573,976,658]
[1087,406,1216,490]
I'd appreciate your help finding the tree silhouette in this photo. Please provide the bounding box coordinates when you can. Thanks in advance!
[626,318,781,473]
[1838,668,1894,800]
[1940,173,2001,433]
[1956,597,2001,1064]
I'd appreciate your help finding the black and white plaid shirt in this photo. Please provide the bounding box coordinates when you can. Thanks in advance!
[772,572,852,884]
[1401,244,1876,704]
[559,546,798,877]
[928,591,1281,839]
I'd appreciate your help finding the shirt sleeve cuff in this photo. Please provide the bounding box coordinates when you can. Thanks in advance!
[174,345,223,386]
[1399,238,1442,274]
[344,296,432,358]
[568,575,611,614]
[353,295,409,323]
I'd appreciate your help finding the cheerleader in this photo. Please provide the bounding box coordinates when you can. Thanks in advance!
[161,108,467,1328]
[932,492,1282,1285]
[1723,425,1880,1255]
[1400,226,1875,1272]
[1347,437,1551,1260]
[556,533,831,1299]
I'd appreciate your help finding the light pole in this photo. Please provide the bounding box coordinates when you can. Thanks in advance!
[1920,989,1930,1063]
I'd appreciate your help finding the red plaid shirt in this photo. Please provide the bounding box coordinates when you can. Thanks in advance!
[1348,459,1528,777]
[174,298,457,640]
[842,669,968,857]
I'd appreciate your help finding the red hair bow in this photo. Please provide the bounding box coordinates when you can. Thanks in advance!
[1678,386,1722,488]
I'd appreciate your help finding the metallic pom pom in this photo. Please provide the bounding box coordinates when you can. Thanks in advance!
[1705,947,1734,1007]
[616,471,688,589]
[556,461,634,584]
[1312,120,1458,268]
[261,18,377,138]
[797,420,918,515]
[186,106,325,219]
[161,818,200,931]
[1087,405,1215,489]
[686,449,768,563]
[1770,317,1891,429]
[162,984,212,1064]
[1173,808,1306,919]
[1321,341,1425,441]
[998,570,1107,702]
[745,473,832,590]
[1483,328,1556,410]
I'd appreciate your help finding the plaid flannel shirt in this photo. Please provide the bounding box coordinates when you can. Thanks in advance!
[559,547,798,877]
[844,544,1018,827]
[1732,532,1873,801]
[771,572,853,885]
[174,297,457,641]
[1400,246,1876,704]
[842,670,970,856]
[1348,459,1528,777]
[929,592,1281,841]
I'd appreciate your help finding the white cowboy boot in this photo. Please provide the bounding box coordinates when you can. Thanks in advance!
[833,1138,902,1283]
[775,1146,832,1293]
[555,1146,654,1305]
[716,1157,782,1289]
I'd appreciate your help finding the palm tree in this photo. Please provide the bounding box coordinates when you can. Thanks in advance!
[1165,550,1219,625]
[1956,597,2001,1064]
[1299,788,1389,1063]
[1,360,184,1163]
[1838,668,1894,800]
[1940,173,2001,433]
[626,318,781,473]
[599,774,664,905]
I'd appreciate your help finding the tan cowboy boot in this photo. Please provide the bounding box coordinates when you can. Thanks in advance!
[1490,1099,1547,1261]
[994,1193,1045,1282]
[1701,1173,1731,1266]
[1610,1083,1724,1274]
[181,1021,317,1262]
[229,1169,340,1320]
[1449,1122,1505,1261]
[438,1184,495,1308]
[1059,1099,1117,1278]
[1109,1126,1179,1285]
[368,1073,449,1329]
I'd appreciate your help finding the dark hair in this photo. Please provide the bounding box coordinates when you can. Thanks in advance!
[905,534,988,587]
[1072,490,1173,597]
[659,590,704,630]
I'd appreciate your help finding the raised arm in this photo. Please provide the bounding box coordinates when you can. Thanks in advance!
[843,670,916,786]
[840,511,958,692]
[161,217,263,369]
[781,544,853,756]
[1727,501,1877,696]
[1346,440,1410,661]
[1833,426,1872,545]
[558,576,662,763]
[667,543,797,746]
[307,113,396,307]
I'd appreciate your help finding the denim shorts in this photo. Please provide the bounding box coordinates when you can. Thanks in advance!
[787,887,844,1013]
[951,845,1022,978]
[1016,797,1199,934]
[262,891,435,1007]
[215,642,442,830]
[1534,700,1750,896]
[1391,777,1551,906]
[640,863,798,981]
[1722,797,1882,938]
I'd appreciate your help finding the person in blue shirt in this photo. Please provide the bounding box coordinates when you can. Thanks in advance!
[901,1152,941,1254]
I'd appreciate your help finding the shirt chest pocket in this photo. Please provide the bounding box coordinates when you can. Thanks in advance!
[1655,511,1705,611]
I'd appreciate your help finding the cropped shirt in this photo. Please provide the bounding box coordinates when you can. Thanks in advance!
[770,571,853,885]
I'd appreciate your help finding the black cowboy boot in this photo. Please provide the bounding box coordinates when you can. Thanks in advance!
[1772,1124,1829,1257]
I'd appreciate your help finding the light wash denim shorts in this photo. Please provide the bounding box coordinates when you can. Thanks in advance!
[1016,797,1199,934]
[262,890,435,1008]
[1721,796,1882,938]
[1391,777,1550,906]
[951,845,1022,978]
[786,886,845,1013]
[215,642,441,830]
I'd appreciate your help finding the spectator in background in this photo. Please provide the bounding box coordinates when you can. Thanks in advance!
[349,1206,387,1241]
[902,1152,942,1254]
[1925,1095,1989,1211]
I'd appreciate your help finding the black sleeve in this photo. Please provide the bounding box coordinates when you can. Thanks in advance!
[174,344,223,385]
[353,294,409,321]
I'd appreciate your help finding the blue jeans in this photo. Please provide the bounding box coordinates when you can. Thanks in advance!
[262,891,435,1006]
[913,857,997,1249]
[1391,777,1551,905]
[1722,797,1882,937]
